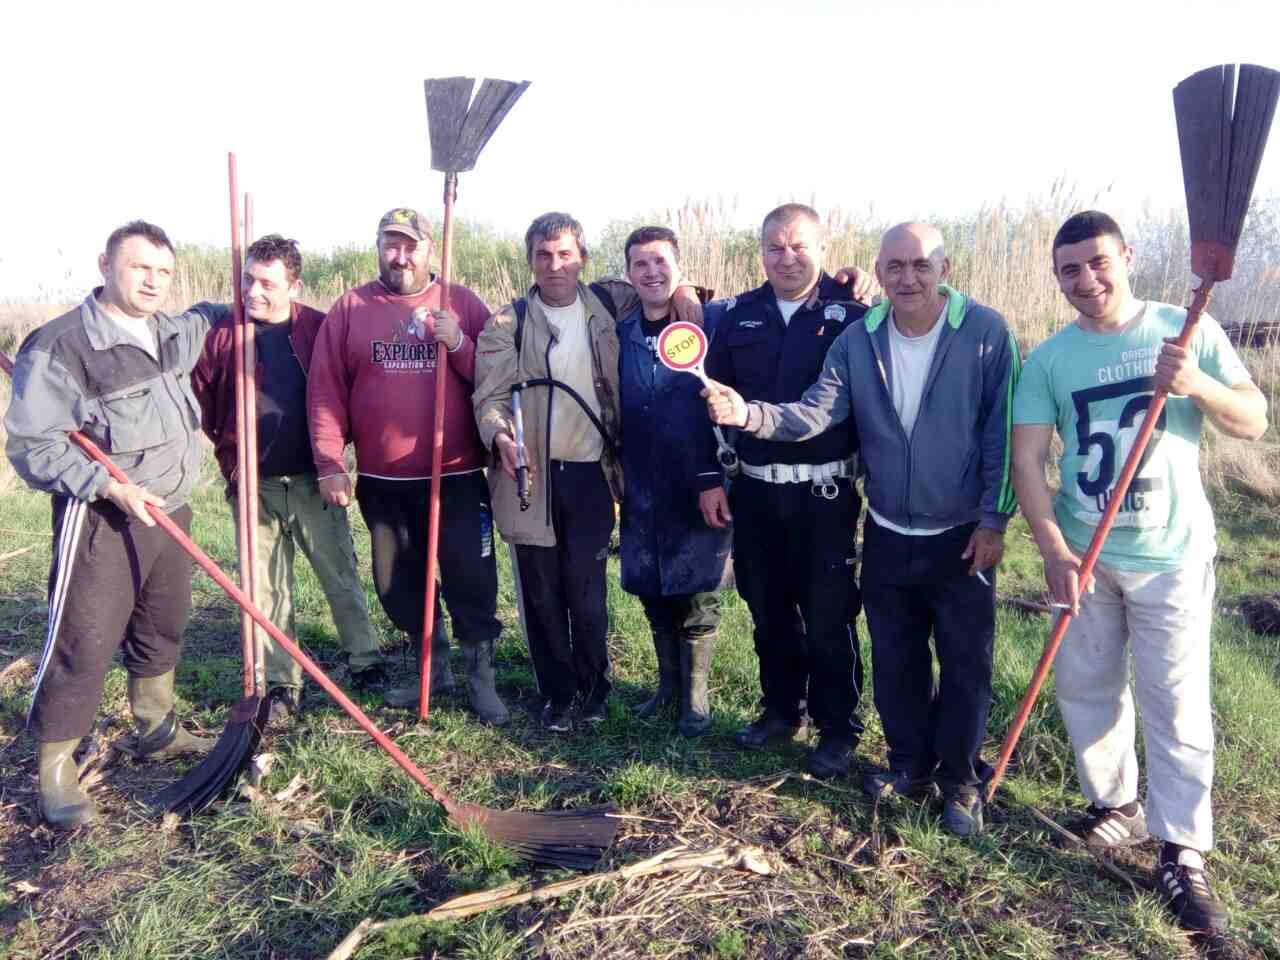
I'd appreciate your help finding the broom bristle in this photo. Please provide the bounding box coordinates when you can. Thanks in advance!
[149,696,268,816]
[453,803,621,869]
[1174,63,1279,280]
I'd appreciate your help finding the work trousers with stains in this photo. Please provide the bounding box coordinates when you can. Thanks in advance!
[860,518,995,798]
[1055,559,1216,850]
[29,498,193,742]
[514,460,615,709]
[729,474,863,740]
[230,473,380,690]
[355,471,501,647]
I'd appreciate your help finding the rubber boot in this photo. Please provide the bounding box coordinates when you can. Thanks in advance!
[462,641,509,725]
[634,628,679,718]
[128,671,216,760]
[385,617,454,709]
[677,630,715,737]
[38,738,97,828]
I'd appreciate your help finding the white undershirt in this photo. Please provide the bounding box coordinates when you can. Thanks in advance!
[776,297,806,326]
[868,304,954,536]
[99,302,158,359]
[541,294,604,462]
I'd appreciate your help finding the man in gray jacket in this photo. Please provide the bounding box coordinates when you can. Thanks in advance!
[5,221,225,827]
[705,222,1020,835]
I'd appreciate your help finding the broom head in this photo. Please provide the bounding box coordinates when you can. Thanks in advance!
[448,800,621,870]
[148,694,270,816]
[424,77,530,174]
[1174,63,1280,281]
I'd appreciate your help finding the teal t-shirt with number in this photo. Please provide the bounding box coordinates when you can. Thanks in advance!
[1012,302,1252,572]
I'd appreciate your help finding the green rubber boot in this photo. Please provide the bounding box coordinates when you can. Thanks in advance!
[38,738,97,828]
[677,630,716,737]
[635,628,679,718]
[129,671,216,760]
[385,617,454,709]
[462,641,509,725]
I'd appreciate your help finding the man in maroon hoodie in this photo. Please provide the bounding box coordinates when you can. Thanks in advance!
[307,209,508,724]
[192,235,382,723]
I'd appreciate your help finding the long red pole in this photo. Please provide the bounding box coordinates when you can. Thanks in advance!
[986,283,1214,802]
[241,190,264,696]
[229,154,255,700]
[0,350,463,812]
[419,172,458,720]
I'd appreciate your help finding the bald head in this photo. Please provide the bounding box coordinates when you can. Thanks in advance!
[875,221,950,321]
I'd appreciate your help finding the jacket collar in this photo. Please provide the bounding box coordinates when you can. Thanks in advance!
[80,287,160,352]
[864,284,966,333]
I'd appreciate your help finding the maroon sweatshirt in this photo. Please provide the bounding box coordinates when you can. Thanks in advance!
[307,278,491,480]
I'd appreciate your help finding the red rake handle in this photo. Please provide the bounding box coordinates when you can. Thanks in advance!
[0,351,459,812]
[986,285,1214,802]
[229,153,256,699]
[419,171,458,720]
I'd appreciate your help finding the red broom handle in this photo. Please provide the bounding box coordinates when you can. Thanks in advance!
[241,190,264,696]
[419,172,457,720]
[228,154,255,700]
[0,349,461,811]
[987,284,1215,802]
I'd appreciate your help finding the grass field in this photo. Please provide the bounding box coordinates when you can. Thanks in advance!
[0,446,1278,959]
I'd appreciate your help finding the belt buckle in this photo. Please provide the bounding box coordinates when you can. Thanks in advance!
[813,479,839,500]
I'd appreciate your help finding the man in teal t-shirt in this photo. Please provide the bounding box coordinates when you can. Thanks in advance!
[1011,211,1267,935]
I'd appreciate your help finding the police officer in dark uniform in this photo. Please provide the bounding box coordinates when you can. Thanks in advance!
[703,203,866,779]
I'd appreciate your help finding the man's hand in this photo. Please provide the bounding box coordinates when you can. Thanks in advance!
[832,266,879,304]
[418,308,464,351]
[103,479,165,526]
[319,474,353,508]
[494,433,519,481]
[1043,547,1095,615]
[701,379,749,427]
[1154,337,1205,398]
[672,286,704,326]
[961,527,1005,576]
[698,487,733,528]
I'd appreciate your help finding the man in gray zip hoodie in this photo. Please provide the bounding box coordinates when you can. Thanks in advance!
[5,221,226,828]
[706,222,1020,835]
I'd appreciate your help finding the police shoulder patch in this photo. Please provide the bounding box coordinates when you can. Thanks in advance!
[824,304,847,323]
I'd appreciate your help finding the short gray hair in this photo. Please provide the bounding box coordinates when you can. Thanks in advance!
[525,212,588,265]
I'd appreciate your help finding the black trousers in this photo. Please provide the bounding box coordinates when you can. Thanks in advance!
[356,471,500,646]
[729,475,863,739]
[29,498,193,742]
[514,460,615,709]
[860,517,995,797]
[638,591,721,640]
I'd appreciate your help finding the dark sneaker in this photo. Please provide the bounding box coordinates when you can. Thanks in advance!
[581,695,609,724]
[806,736,854,779]
[350,663,387,692]
[266,686,301,726]
[541,702,572,733]
[863,768,934,799]
[1076,803,1149,850]
[942,793,984,837]
[734,710,806,750]
[1157,845,1228,933]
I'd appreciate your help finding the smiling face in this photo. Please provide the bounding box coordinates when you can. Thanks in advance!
[761,216,823,301]
[530,230,585,307]
[242,257,299,323]
[377,231,432,296]
[97,235,175,319]
[1053,234,1135,324]
[625,240,680,312]
[875,223,949,318]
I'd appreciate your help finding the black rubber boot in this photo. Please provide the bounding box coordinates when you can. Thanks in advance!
[385,617,454,709]
[634,628,679,718]
[677,630,715,737]
[462,641,509,725]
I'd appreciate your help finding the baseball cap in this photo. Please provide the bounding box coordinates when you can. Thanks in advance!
[377,208,431,242]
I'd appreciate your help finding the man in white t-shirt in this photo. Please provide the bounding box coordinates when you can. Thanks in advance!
[1012,210,1267,933]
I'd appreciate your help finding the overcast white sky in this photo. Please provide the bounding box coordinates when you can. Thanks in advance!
[1,0,1277,299]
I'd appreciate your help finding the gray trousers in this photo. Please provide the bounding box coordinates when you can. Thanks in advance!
[231,473,380,689]
[1054,559,1216,850]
